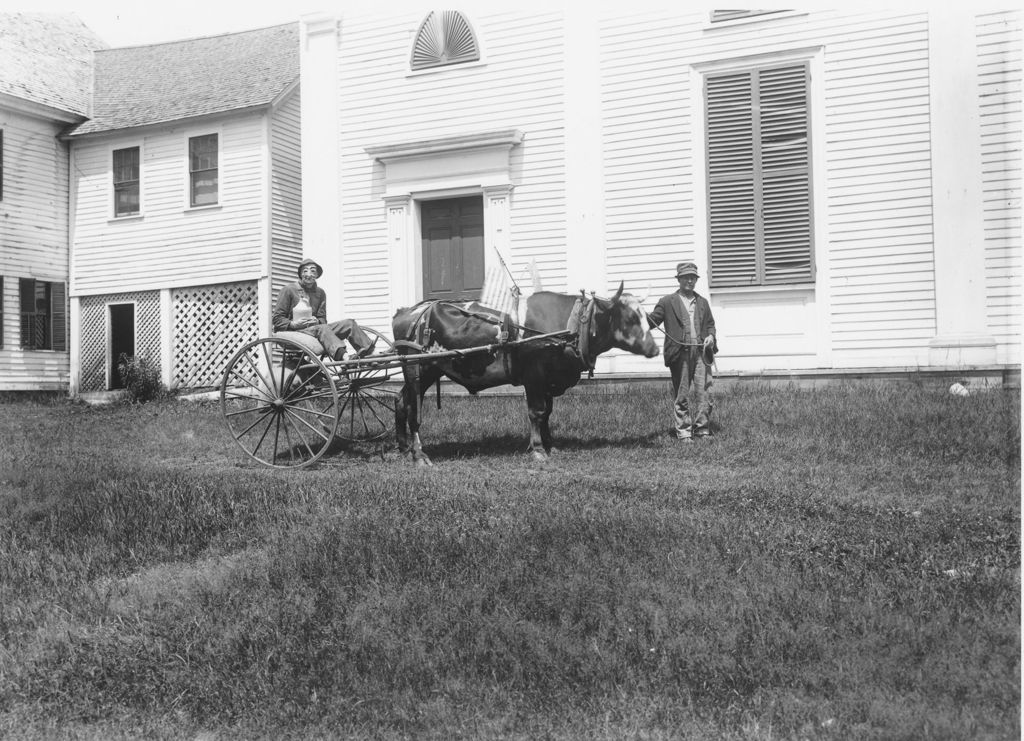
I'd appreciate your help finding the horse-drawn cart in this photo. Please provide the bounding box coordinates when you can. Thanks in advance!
[219,326,573,469]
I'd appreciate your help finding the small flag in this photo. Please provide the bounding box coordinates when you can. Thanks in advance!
[480,263,519,318]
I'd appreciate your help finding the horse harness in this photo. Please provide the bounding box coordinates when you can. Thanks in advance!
[398,296,600,379]
[565,293,599,378]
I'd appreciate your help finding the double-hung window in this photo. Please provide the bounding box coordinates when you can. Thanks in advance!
[113,146,140,217]
[19,278,66,351]
[189,134,218,207]
[705,62,814,287]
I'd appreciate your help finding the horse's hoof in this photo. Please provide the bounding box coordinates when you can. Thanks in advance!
[415,457,433,467]
[531,450,548,462]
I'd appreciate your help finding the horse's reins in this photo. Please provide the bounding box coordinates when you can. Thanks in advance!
[649,323,718,371]
[650,324,703,347]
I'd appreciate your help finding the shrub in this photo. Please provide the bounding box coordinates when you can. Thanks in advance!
[117,353,165,403]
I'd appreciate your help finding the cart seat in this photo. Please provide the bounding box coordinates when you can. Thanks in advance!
[272,331,327,357]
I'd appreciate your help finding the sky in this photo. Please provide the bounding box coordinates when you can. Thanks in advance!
[0,0,336,47]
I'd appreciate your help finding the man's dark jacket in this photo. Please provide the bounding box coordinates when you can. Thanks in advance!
[648,290,717,367]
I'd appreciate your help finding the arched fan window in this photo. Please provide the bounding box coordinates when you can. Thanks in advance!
[410,11,480,70]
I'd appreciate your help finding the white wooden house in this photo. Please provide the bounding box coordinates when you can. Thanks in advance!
[299,8,1021,382]
[0,13,105,391]
[63,24,302,394]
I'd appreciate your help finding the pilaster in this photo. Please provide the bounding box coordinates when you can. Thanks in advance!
[927,8,996,365]
[563,9,606,294]
[299,13,343,303]
[384,195,414,312]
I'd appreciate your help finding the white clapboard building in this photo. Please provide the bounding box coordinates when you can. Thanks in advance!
[0,14,105,391]
[299,8,1021,382]
[64,24,302,394]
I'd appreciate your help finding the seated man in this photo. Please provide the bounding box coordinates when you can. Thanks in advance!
[272,258,375,361]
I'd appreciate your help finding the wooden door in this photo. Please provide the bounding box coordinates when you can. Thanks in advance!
[421,196,484,302]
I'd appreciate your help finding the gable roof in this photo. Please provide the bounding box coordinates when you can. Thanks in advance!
[0,12,107,118]
[65,23,299,137]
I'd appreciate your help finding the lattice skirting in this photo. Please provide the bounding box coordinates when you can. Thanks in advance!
[79,291,162,392]
[173,281,259,390]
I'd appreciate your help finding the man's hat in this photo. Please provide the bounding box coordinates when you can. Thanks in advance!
[702,340,717,366]
[297,259,323,278]
[675,261,699,278]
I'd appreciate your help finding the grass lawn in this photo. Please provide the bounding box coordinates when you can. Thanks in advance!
[0,382,1019,740]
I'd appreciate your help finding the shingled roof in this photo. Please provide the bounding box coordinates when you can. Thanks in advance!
[65,23,299,137]
[0,12,107,118]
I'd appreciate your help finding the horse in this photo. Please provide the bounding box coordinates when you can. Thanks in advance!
[391,282,659,465]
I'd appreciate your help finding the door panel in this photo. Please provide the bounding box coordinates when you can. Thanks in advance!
[426,227,453,293]
[421,196,484,301]
[461,223,485,293]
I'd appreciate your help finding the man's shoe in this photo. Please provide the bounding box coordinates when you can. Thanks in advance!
[355,341,377,359]
[333,348,346,362]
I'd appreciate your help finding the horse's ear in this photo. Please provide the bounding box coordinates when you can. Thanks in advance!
[612,281,624,303]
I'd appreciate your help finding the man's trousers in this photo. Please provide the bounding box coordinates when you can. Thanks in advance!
[669,347,713,438]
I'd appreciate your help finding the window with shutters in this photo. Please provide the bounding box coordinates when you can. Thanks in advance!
[705,62,814,287]
[189,133,219,207]
[19,278,66,351]
[113,146,140,217]
[410,11,480,71]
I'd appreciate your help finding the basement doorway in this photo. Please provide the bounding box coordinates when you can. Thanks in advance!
[108,303,135,390]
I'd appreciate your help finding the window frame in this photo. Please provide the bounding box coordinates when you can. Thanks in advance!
[188,132,220,208]
[704,10,805,30]
[112,144,141,218]
[701,58,817,289]
[18,278,66,351]
[409,10,482,72]
[709,10,788,24]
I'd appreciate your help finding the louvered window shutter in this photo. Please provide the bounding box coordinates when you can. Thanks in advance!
[51,281,67,352]
[707,71,758,286]
[706,63,813,287]
[19,277,34,348]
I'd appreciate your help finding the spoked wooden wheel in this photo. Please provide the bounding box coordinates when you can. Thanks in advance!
[334,327,399,442]
[220,337,339,468]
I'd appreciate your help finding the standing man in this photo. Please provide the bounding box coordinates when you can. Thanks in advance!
[273,258,375,361]
[648,261,718,440]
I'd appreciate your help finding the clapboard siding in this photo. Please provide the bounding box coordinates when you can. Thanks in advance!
[1,113,69,273]
[823,14,935,353]
[334,10,569,331]
[0,108,70,388]
[978,10,1022,364]
[600,10,693,289]
[270,88,303,306]
[71,112,270,296]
